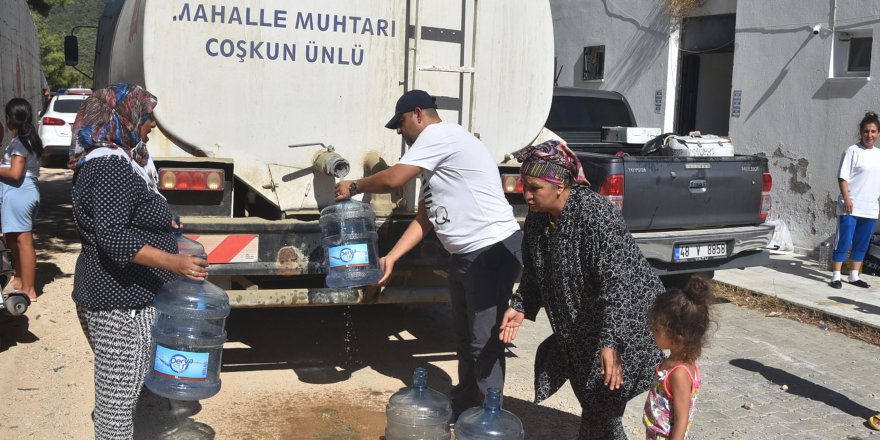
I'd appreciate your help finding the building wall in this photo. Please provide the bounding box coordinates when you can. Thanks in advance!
[730,0,880,253]
[0,2,44,139]
[551,0,880,254]
[550,0,674,129]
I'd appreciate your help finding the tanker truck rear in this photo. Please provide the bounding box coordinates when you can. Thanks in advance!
[77,0,554,307]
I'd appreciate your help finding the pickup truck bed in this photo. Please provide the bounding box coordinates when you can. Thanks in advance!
[547,87,773,277]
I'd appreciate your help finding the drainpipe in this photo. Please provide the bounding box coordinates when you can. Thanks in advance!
[831,0,837,32]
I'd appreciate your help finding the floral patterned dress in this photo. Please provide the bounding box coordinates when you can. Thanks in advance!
[644,363,702,439]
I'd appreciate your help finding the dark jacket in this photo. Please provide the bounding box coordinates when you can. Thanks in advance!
[511,185,664,404]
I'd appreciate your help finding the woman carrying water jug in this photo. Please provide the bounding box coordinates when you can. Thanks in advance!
[70,83,208,439]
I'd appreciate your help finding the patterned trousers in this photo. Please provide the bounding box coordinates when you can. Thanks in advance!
[77,305,155,440]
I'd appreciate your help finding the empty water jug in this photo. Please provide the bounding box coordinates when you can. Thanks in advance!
[319,199,382,288]
[453,388,523,440]
[145,235,230,400]
[385,367,452,440]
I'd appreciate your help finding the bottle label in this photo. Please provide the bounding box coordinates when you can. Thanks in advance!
[153,344,209,381]
[328,243,370,269]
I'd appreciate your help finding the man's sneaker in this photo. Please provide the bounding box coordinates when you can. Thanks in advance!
[849,279,871,288]
[829,280,842,289]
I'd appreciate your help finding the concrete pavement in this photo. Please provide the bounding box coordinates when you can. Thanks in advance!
[619,252,880,438]
[715,252,880,330]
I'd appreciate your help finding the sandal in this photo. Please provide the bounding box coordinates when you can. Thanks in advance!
[869,414,880,430]
[4,289,35,303]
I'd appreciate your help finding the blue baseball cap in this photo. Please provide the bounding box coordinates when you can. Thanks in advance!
[385,90,437,129]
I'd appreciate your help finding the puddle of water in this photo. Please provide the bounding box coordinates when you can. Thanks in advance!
[278,401,386,439]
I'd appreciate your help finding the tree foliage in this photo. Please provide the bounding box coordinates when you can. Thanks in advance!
[30,0,104,89]
[27,0,74,17]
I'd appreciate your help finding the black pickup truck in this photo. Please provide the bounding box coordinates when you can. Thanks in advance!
[537,87,774,284]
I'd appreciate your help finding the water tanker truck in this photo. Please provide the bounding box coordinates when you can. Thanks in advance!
[69,0,555,306]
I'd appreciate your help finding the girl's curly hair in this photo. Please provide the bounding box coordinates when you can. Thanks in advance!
[648,276,715,362]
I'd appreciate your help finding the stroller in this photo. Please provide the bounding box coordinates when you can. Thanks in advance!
[0,240,28,316]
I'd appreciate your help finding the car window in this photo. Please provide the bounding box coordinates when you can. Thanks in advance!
[545,96,633,131]
[53,99,86,114]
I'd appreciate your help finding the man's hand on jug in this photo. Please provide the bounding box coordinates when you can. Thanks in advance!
[335,180,354,201]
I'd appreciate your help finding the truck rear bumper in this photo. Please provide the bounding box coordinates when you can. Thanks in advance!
[223,286,449,308]
[633,224,774,275]
[180,216,452,307]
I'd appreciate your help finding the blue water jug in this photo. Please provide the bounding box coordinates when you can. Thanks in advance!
[175,230,208,260]
[145,279,229,400]
[453,388,524,440]
[385,367,452,440]
[145,235,230,401]
[319,200,382,288]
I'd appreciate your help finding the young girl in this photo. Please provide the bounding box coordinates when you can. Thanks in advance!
[644,276,714,440]
[0,98,43,301]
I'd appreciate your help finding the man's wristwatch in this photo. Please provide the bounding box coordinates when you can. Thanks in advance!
[349,180,359,196]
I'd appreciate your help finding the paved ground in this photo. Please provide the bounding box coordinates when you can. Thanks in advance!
[716,252,880,330]
[3,169,880,439]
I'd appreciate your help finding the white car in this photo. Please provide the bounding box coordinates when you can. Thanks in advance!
[37,93,89,167]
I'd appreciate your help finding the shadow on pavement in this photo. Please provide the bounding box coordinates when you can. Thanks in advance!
[35,171,79,246]
[31,170,77,298]
[0,314,38,352]
[33,261,66,296]
[134,393,215,440]
[763,254,829,283]
[730,358,876,419]
[504,396,580,438]
[828,296,880,316]
[222,304,457,391]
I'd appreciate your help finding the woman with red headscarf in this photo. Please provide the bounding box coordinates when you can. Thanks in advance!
[70,83,208,439]
[498,140,664,439]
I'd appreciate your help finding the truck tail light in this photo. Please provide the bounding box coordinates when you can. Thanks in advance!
[759,172,772,221]
[598,174,624,212]
[41,117,65,126]
[501,174,523,193]
[159,168,225,191]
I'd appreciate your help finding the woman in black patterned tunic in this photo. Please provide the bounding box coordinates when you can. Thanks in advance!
[499,140,664,439]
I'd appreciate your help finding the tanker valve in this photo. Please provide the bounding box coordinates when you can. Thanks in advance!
[289,143,351,178]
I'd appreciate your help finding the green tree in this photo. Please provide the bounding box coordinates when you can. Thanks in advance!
[30,0,103,89]
[27,0,74,17]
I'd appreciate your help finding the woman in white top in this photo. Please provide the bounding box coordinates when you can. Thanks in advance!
[0,98,43,301]
[829,111,880,289]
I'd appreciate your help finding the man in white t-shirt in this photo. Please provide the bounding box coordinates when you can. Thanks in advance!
[335,90,523,415]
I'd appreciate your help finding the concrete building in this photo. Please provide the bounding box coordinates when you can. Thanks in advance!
[551,0,880,255]
[0,1,43,123]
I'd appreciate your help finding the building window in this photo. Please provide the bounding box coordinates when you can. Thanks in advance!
[831,31,872,78]
[583,45,605,81]
[847,36,872,74]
